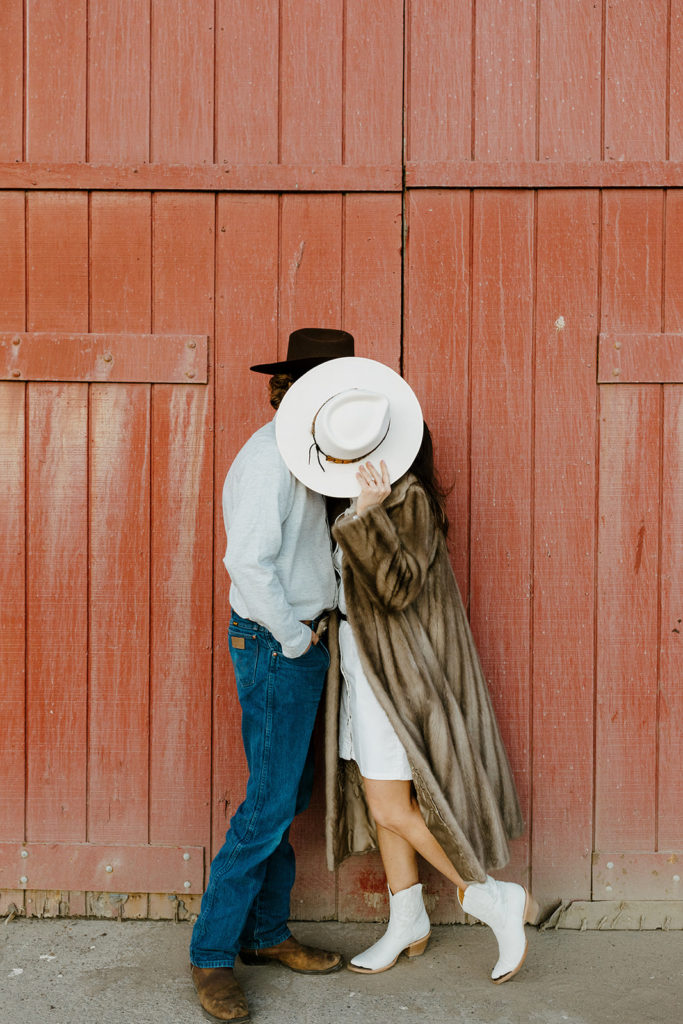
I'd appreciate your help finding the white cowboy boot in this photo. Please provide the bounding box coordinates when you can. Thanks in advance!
[348,882,431,974]
[458,876,539,984]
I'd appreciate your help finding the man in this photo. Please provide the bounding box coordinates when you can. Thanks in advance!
[190,328,354,1023]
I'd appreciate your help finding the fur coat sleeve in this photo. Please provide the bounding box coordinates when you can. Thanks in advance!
[325,474,524,883]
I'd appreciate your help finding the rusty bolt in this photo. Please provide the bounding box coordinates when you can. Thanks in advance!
[20,850,28,858]
[11,369,21,378]
[184,881,191,889]
[12,336,21,346]
[103,352,113,363]
[186,371,196,380]
[614,341,622,350]
[612,368,621,377]
[183,852,191,861]
[105,864,113,873]
[188,341,197,349]
[20,876,28,884]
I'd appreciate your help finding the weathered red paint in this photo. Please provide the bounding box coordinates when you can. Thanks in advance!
[0,3,681,921]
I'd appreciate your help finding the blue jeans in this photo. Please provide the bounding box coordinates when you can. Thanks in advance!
[190,611,330,968]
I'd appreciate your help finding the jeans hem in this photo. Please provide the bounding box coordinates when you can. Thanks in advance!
[190,957,236,969]
[240,924,292,951]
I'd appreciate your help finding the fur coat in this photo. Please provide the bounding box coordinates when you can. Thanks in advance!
[324,472,524,883]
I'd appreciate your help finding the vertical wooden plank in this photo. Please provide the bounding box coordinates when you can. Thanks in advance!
[538,0,602,160]
[149,193,214,850]
[403,189,471,599]
[475,0,537,161]
[25,1,86,161]
[469,190,534,884]
[0,0,23,160]
[601,191,664,333]
[88,0,151,162]
[215,0,279,163]
[25,193,89,843]
[279,193,343,919]
[342,193,402,369]
[407,0,472,162]
[344,0,403,165]
[88,194,152,844]
[671,1,683,159]
[658,388,683,848]
[532,191,599,904]
[279,194,343,354]
[151,0,214,163]
[0,193,26,845]
[280,0,343,164]
[604,0,668,160]
[596,387,660,850]
[660,190,683,847]
[212,194,279,859]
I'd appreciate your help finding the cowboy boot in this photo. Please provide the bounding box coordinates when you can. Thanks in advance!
[458,876,539,984]
[348,882,431,974]
[191,966,250,1023]
[239,935,343,974]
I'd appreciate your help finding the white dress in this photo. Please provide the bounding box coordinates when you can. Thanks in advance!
[335,509,412,781]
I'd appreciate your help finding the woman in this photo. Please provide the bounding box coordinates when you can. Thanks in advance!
[275,357,536,985]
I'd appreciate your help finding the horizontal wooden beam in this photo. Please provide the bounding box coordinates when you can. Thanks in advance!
[598,333,683,383]
[0,843,205,894]
[406,161,683,188]
[593,852,682,900]
[0,162,402,192]
[0,333,208,383]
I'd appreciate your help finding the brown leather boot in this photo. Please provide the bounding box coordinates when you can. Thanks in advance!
[191,965,250,1022]
[240,935,343,974]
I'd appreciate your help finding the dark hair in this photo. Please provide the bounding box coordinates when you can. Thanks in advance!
[268,374,294,410]
[409,422,450,537]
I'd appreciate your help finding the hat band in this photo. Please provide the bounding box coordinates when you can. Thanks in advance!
[308,399,390,472]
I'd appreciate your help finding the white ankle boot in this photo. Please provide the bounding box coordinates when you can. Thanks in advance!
[458,876,539,984]
[348,882,431,974]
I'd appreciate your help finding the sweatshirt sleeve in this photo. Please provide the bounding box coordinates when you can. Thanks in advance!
[332,482,435,612]
[224,443,311,658]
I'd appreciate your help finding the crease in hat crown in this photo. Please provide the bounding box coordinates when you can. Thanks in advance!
[311,389,390,464]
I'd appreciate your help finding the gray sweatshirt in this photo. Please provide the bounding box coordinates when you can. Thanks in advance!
[223,418,336,658]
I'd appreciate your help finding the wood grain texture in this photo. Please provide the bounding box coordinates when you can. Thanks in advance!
[342,193,402,368]
[27,194,89,333]
[280,0,343,164]
[151,0,214,163]
[475,0,537,161]
[598,333,683,383]
[0,0,23,161]
[604,0,668,160]
[532,190,599,902]
[344,0,403,165]
[538,0,602,160]
[469,190,534,879]
[403,189,471,599]
[215,0,279,163]
[407,0,472,162]
[601,191,664,332]
[149,194,214,849]
[25,0,86,161]
[211,193,279,859]
[279,194,343,356]
[88,193,152,845]
[658,387,683,848]
[88,0,150,162]
[671,1,683,159]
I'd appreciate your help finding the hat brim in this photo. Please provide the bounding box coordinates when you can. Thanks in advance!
[275,357,423,497]
[250,355,341,378]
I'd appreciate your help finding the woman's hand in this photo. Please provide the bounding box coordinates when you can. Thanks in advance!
[356,460,391,514]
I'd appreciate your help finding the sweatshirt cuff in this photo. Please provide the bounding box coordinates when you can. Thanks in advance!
[280,622,312,659]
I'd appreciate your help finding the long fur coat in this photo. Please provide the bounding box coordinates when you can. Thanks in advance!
[324,473,524,883]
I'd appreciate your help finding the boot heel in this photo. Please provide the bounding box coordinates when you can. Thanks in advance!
[406,932,430,958]
[524,892,540,925]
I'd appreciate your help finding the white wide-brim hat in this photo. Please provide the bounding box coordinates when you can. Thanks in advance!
[275,357,423,497]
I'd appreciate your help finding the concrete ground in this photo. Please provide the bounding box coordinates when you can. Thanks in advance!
[1,918,681,1024]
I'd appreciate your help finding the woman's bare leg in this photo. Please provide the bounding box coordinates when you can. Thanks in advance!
[375,825,420,894]
[363,777,471,890]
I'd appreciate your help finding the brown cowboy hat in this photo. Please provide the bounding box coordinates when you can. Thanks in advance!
[250,327,354,378]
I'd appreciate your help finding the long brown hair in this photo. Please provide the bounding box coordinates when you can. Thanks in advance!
[409,422,450,537]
